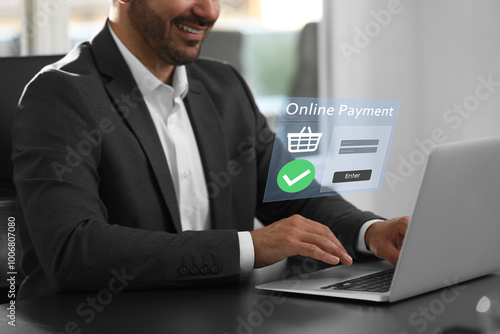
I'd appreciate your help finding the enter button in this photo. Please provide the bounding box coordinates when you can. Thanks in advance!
[332,169,372,183]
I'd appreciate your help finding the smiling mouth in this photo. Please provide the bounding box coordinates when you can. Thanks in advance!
[175,23,203,34]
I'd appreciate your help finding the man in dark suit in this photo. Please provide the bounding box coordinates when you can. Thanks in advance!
[12,0,408,300]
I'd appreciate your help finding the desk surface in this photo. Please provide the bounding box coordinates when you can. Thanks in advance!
[1,258,498,334]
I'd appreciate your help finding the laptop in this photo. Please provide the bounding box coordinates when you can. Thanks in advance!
[256,136,500,302]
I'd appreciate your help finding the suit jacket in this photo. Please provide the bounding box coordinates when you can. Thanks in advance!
[12,23,380,300]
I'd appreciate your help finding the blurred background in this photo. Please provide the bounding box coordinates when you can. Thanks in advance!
[1,0,499,218]
[0,0,322,124]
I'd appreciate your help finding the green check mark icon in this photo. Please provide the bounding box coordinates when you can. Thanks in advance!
[277,160,316,193]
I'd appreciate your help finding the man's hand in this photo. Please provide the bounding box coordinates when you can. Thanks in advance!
[250,214,353,268]
[365,216,409,266]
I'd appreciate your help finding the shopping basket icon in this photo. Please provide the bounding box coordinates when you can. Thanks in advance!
[287,126,322,153]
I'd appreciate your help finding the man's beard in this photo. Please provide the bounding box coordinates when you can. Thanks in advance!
[128,0,207,66]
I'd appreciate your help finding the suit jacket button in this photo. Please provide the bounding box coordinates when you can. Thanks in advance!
[190,264,200,275]
[211,264,222,274]
[179,266,189,276]
[201,264,211,274]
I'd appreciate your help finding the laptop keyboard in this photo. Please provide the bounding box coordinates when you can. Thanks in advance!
[320,268,395,293]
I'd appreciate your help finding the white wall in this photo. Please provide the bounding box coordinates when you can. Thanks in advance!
[319,0,500,218]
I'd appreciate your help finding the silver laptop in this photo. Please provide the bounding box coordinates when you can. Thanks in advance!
[256,136,500,302]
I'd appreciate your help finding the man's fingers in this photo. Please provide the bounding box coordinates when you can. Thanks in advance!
[382,245,400,266]
[298,232,353,265]
[365,216,410,265]
[372,240,400,266]
[397,217,409,237]
[393,217,409,250]
[298,217,350,256]
[296,242,341,265]
[400,216,410,224]
[251,214,354,268]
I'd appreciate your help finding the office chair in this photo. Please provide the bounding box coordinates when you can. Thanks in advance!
[0,55,63,304]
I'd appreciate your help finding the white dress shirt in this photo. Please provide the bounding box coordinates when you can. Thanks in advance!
[109,25,254,275]
[109,25,374,277]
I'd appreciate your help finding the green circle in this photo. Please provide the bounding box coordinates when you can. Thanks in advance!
[277,159,316,193]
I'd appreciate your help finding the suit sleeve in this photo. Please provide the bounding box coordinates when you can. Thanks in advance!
[12,69,241,294]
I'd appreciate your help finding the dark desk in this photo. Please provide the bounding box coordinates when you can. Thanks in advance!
[1,259,499,334]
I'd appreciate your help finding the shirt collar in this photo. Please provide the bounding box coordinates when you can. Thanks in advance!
[108,22,189,99]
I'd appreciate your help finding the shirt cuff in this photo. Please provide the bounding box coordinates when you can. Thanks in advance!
[237,231,255,279]
[356,219,384,255]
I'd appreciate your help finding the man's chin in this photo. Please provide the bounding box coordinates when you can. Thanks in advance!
[163,46,202,66]
[160,54,199,66]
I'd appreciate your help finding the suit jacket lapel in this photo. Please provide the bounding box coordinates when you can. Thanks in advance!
[90,23,183,232]
[184,79,233,230]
